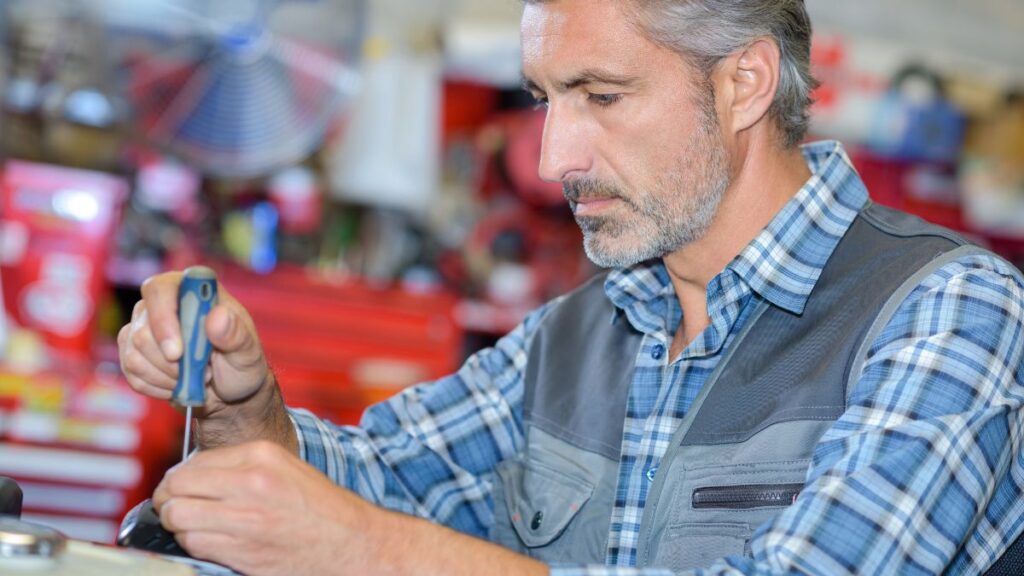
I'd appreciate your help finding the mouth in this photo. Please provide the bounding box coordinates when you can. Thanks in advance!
[563,178,626,217]
[572,196,620,216]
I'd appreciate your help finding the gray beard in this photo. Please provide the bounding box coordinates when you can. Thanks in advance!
[577,177,726,268]
[567,125,730,269]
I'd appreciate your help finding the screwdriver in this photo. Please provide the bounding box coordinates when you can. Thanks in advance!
[173,266,218,462]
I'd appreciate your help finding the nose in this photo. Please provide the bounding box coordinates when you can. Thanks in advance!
[537,102,591,183]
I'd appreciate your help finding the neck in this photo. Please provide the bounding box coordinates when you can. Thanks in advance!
[663,136,812,346]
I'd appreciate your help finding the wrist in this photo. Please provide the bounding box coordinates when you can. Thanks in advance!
[196,371,296,451]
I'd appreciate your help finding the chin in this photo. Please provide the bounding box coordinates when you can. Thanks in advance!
[584,237,657,269]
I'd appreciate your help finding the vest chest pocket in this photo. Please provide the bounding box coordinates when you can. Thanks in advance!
[491,456,596,561]
[649,459,811,572]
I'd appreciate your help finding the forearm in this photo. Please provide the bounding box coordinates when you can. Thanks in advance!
[375,508,548,576]
[195,372,298,455]
[286,303,558,529]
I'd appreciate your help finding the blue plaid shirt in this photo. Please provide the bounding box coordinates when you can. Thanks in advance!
[290,141,1024,575]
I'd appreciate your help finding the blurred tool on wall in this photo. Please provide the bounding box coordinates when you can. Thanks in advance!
[961,93,1024,239]
[869,64,967,165]
[0,0,371,546]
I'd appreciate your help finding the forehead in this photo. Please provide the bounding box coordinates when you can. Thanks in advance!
[520,0,658,80]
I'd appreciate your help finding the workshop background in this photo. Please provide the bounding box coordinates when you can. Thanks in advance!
[0,0,1021,545]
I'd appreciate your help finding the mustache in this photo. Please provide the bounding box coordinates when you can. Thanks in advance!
[562,178,624,204]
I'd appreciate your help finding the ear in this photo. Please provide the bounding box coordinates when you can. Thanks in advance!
[716,38,780,136]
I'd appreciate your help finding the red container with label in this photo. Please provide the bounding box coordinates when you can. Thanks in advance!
[0,161,128,358]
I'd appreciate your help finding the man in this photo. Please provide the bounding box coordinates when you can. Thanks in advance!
[119,0,1024,574]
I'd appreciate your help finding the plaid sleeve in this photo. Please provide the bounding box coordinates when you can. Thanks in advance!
[671,253,1024,575]
[287,300,558,538]
[549,566,674,576]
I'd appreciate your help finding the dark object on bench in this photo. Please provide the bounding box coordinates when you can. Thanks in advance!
[0,477,22,518]
[117,499,190,558]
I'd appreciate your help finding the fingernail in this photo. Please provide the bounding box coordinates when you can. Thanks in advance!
[161,339,182,360]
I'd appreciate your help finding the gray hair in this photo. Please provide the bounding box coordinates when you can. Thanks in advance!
[526,1,819,148]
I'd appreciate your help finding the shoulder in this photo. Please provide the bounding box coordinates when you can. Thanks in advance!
[853,249,1024,406]
[894,250,1024,317]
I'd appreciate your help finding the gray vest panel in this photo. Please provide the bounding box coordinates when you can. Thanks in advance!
[681,203,967,446]
[523,273,643,461]
[491,203,975,571]
[489,273,642,561]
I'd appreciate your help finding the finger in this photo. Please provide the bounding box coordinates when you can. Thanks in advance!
[120,347,177,392]
[174,529,246,567]
[131,300,145,322]
[127,310,178,380]
[160,497,263,535]
[140,271,184,362]
[124,376,174,401]
[117,323,131,351]
[154,467,247,506]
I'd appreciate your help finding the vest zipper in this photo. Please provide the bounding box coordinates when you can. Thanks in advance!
[691,483,803,509]
[636,301,770,567]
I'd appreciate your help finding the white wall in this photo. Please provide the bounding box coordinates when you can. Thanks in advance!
[442,1,1024,87]
[806,0,1024,85]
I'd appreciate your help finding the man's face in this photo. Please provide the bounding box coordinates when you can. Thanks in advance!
[521,0,731,267]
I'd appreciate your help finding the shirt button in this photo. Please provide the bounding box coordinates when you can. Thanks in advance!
[646,467,658,482]
[530,510,544,531]
[651,344,666,360]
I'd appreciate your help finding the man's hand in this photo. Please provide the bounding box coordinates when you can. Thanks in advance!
[154,441,365,574]
[154,442,549,576]
[118,271,294,451]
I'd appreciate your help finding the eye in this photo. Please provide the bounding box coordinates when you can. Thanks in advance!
[531,94,549,110]
[588,93,622,107]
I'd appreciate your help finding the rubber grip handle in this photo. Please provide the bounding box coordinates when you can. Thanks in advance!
[172,266,218,407]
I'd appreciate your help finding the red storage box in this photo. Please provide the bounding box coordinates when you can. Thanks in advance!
[219,264,463,424]
[0,161,128,358]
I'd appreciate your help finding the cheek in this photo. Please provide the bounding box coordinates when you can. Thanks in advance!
[600,130,684,199]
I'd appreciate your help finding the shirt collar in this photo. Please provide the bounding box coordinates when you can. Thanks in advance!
[605,140,869,322]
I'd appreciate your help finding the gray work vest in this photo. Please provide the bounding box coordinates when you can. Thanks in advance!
[489,202,990,571]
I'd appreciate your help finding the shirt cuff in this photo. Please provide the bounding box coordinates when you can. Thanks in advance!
[287,407,348,484]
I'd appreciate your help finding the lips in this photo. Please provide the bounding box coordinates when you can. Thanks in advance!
[573,196,620,216]
[563,178,625,215]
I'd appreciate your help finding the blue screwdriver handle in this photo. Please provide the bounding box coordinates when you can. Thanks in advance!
[173,266,218,407]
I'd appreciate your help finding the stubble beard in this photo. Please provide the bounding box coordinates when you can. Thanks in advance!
[565,100,731,269]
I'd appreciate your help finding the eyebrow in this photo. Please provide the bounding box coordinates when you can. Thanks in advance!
[522,69,640,93]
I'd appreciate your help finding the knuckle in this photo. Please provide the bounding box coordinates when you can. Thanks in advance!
[129,325,150,350]
[248,440,282,464]
[244,466,284,497]
[165,469,189,496]
[121,349,143,375]
[244,470,272,495]
[141,271,180,297]
[163,501,186,529]
[139,275,160,296]
[177,531,207,556]
[123,375,147,394]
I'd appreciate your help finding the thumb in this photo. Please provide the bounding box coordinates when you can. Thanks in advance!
[206,305,254,355]
[204,299,269,404]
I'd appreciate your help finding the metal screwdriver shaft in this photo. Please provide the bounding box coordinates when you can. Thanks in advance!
[183,407,193,463]
[173,266,218,463]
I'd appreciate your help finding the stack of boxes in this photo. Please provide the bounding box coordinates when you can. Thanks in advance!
[0,160,179,543]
